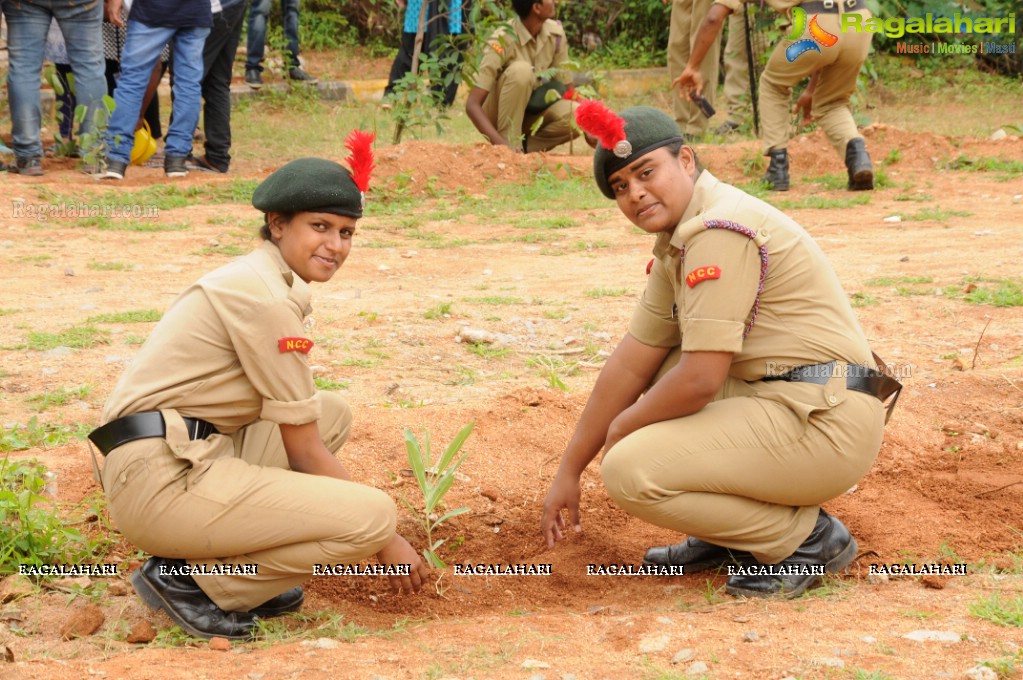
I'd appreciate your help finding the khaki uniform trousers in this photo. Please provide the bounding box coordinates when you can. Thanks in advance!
[760,8,873,155]
[101,392,396,612]
[722,11,750,125]
[482,60,578,152]
[668,0,720,136]
[600,355,884,563]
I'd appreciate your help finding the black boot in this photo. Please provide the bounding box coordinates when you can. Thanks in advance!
[250,586,304,617]
[763,148,790,191]
[725,509,858,599]
[131,558,258,639]
[845,137,874,191]
[643,536,752,573]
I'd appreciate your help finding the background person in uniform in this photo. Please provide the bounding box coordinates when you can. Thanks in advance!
[88,135,429,640]
[714,11,750,134]
[465,0,580,153]
[540,103,891,598]
[673,0,875,191]
[667,0,719,140]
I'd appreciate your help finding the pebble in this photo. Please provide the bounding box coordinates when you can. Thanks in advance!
[860,636,877,644]
[903,630,961,643]
[742,631,759,642]
[638,634,670,653]
[686,661,709,675]
[479,486,499,502]
[457,328,496,344]
[208,637,231,651]
[883,215,902,223]
[656,616,672,625]
[42,346,73,357]
[965,666,998,680]
[671,649,694,664]
[814,657,845,669]
[60,603,104,640]
[866,572,889,585]
[107,581,127,597]
[126,620,156,644]
[990,128,1008,140]
[521,659,550,669]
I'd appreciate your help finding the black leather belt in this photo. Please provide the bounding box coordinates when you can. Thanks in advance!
[800,0,859,14]
[763,361,892,400]
[88,411,218,456]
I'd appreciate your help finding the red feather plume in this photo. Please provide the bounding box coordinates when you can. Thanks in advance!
[344,130,375,193]
[575,100,626,151]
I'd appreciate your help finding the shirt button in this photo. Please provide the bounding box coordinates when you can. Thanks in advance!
[827,395,838,405]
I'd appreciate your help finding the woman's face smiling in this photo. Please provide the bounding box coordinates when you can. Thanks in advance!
[269,211,357,283]
[608,145,698,235]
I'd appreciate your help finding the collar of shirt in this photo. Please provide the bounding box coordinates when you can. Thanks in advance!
[513,17,548,47]
[649,169,721,258]
[260,240,314,316]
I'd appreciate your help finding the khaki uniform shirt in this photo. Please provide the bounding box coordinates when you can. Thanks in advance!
[714,0,802,13]
[629,170,875,417]
[472,17,570,92]
[101,241,321,432]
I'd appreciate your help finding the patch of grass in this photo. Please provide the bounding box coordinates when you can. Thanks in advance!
[73,215,191,232]
[893,192,933,202]
[944,278,1023,307]
[970,592,1023,627]
[314,377,350,391]
[424,302,453,320]
[23,326,110,351]
[123,334,148,346]
[86,309,162,324]
[864,275,933,287]
[254,610,374,644]
[465,342,511,360]
[338,357,380,368]
[850,671,897,680]
[850,292,879,307]
[905,207,972,222]
[0,308,20,316]
[946,156,1023,175]
[27,385,92,411]
[486,167,596,212]
[900,609,937,620]
[979,647,1023,679]
[502,232,558,244]
[526,355,577,391]
[1,417,90,452]
[511,215,578,230]
[774,194,871,210]
[463,296,523,305]
[584,287,629,298]
[196,244,247,257]
[87,261,134,271]
[446,365,478,386]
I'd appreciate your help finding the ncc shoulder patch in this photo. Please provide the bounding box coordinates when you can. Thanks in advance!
[278,337,314,354]
[646,258,655,275]
[685,265,722,288]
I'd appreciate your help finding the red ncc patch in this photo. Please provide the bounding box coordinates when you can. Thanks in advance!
[278,337,314,354]
[686,265,722,288]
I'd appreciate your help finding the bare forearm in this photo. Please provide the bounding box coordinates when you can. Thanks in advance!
[556,335,668,477]
[688,5,731,70]
[466,89,507,146]
[280,421,352,480]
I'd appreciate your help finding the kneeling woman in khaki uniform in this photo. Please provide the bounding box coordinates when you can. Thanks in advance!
[541,104,899,598]
[90,135,429,640]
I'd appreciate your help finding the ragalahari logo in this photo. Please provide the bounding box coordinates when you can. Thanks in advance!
[786,7,840,62]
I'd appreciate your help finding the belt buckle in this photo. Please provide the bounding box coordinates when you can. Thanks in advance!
[823,0,835,8]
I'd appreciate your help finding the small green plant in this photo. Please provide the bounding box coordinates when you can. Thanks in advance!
[23,326,110,351]
[424,302,453,319]
[1,417,90,452]
[970,592,1023,627]
[850,292,879,307]
[465,342,511,360]
[584,287,629,298]
[0,458,111,575]
[87,261,134,272]
[400,423,475,568]
[314,377,350,391]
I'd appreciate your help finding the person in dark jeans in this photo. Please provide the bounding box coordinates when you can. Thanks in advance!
[189,0,249,173]
[244,0,316,87]
[384,0,465,109]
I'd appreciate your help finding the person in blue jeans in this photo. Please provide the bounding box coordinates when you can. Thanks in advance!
[244,0,316,88]
[2,0,106,176]
[384,0,465,108]
[101,0,211,180]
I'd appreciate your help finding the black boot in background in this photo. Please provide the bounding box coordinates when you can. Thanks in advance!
[763,148,790,191]
[845,137,874,191]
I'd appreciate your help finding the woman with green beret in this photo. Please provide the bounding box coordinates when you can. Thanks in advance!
[89,133,429,640]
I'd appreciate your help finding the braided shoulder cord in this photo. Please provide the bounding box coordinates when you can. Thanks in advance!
[701,219,769,338]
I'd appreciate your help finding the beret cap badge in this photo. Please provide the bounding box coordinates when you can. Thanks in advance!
[613,140,633,158]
